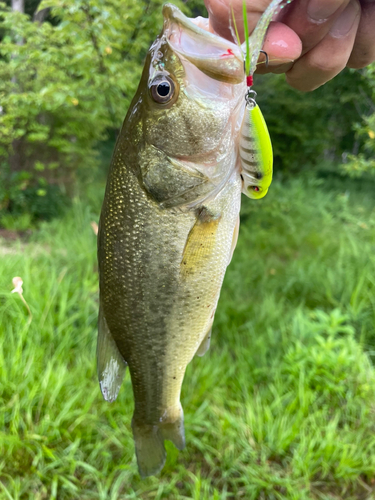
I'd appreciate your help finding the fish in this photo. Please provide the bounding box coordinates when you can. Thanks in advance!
[97,0,289,478]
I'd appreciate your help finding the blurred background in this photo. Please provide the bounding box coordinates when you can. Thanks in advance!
[1,0,375,498]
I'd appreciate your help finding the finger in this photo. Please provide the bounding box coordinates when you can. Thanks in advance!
[279,0,351,54]
[255,22,303,73]
[285,0,361,90]
[204,0,272,41]
[348,0,375,68]
[268,0,351,74]
[203,0,302,71]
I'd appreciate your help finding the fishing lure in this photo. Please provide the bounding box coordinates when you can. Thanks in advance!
[235,0,292,199]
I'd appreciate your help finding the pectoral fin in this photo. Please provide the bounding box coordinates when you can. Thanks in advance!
[181,207,221,278]
[196,328,212,357]
[228,215,240,266]
[97,304,127,402]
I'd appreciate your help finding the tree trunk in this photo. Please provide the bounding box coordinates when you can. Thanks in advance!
[9,0,25,174]
[33,7,50,23]
[11,0,24,13]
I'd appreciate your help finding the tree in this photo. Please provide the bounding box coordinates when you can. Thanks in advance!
[256,68,374,174]
[340,63,375,177]
[0,0,185,221]
[11,0,24,12]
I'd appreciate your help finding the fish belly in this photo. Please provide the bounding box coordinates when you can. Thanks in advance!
[99,160,241,476]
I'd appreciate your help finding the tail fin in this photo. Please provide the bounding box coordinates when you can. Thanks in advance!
[132,404,185,478]
[131,423,166,478]
[161,410,185,450]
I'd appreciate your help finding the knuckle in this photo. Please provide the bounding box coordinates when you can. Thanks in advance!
[285,73,319,92]
[347,52,375,69]
[307,53,346,76]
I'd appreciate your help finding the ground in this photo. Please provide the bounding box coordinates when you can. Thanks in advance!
[0,174,375,499]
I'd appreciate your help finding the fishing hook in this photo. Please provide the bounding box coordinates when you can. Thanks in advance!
[259,50,269,67]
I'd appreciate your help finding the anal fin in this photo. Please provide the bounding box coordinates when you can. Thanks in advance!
[97,304,127,402]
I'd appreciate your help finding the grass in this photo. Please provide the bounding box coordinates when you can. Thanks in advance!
[1,173,375,499]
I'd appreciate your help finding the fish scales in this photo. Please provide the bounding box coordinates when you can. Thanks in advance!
[98,3,245,478]
[99,135,241,476]
[97,0,285,478]
[100,154,241,412]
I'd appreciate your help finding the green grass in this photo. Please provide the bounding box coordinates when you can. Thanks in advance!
[1,174,375,499]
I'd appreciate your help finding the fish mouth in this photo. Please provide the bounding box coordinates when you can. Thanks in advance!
[162,4,245,85]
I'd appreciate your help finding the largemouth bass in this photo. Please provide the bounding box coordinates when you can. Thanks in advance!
[97,1,287,478]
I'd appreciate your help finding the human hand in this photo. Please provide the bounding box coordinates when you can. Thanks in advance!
[204,0,375,91]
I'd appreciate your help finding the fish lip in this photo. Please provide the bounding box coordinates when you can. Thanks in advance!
[162,3,245,85]
[162,4,216,41]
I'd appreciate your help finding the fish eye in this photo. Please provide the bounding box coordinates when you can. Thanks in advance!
[150,75,176,104]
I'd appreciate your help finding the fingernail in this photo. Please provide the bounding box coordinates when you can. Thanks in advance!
[329,0,360,38]
[307,0,346,22]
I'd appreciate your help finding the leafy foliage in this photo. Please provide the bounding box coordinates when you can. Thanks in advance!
[256,68,374,173]
[3,0,41,18]
[1,0,374,227]
[0,0,185,223]
[342,63,375,177]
